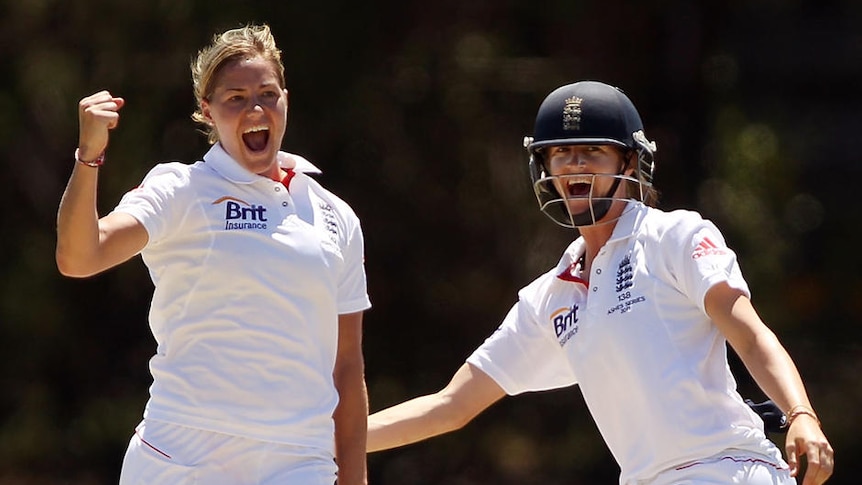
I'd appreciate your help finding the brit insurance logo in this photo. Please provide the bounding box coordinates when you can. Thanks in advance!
[212,196,268,230]
[551,304,579,347]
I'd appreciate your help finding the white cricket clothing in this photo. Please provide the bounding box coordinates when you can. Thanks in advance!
[119,419,337,485]
[113,143,371,451]
[467,202,788,484]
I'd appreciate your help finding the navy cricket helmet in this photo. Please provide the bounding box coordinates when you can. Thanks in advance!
[523,81,657,228]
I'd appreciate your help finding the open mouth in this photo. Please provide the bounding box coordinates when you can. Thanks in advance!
[563,175,594,198]
[242,125,270,152]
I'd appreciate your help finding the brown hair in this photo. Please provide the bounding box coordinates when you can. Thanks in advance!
[623,150,660,207]
[190,24,285,144]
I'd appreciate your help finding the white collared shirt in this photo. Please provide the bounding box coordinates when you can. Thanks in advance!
[113,143,371,450]
[468,202,784,484]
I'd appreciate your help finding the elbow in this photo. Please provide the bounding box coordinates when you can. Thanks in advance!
[55,249,98,278]
[438,394,479,433]
[448,413,473,432]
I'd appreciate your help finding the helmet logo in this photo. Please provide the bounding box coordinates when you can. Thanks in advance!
[562,95,583,131]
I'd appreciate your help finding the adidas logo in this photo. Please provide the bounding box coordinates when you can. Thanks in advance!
[691,237,727,259]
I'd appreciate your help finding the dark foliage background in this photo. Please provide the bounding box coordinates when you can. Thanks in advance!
[0,0,859,483]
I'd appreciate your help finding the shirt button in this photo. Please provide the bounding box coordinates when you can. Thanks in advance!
[592,287,598,292]
[596,269,602,274]
[282,201,289,207]
[274,186,281,192]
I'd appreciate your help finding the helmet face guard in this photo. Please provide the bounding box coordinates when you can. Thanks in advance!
[524,81,657,228]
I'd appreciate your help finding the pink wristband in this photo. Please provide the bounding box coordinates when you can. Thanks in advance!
[75,148,105,167]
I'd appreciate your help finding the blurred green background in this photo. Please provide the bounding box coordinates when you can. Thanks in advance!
[0,0,859,483]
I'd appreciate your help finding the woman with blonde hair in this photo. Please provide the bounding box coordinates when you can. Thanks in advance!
[57,24,370,485]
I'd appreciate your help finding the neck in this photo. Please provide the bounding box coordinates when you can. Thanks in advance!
[576,199,627,269]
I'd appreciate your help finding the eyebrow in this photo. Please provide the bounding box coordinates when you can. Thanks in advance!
[219,79,279,90]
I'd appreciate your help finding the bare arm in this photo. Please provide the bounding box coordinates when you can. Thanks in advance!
[705,282,833,485]
[56,91,148,277]
[333,311,368,485]
[367,362,506,452]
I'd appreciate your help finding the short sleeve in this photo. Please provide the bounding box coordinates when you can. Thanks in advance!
[336,214,371,314]
[664,216,750,313]
[467,301,577,396]
[111,162,192,245]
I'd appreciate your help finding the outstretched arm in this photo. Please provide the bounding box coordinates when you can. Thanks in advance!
[56,91,147,277]
[367,362,506,452]
[705,282,834,485]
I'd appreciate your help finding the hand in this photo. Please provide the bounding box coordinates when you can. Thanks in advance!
[77,90,125,161]
[786,415,834,484]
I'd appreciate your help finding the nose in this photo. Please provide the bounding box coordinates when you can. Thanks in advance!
[561,153,587,169]
[248,98,264,114]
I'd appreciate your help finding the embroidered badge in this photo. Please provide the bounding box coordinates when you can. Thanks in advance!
[319,202,339,241]
[607,252,646,315]
[616,254,633,293]
[562,95,583,131]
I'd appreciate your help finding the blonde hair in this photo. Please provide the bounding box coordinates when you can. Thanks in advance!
[623,151,660,207]
[190,24,285,144]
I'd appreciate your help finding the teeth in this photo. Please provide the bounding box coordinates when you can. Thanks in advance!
[244,125,269,134]
[565,175,593,185]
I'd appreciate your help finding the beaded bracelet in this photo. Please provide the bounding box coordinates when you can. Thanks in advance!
[786,405,820,428]
[75,148,105,167]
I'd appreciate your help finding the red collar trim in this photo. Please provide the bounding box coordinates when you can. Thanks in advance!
[556,262,588,286]
[280,169,296,191]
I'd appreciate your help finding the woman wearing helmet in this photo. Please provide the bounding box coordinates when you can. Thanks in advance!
[367,81,833,485]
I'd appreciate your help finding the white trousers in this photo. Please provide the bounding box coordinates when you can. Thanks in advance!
[638,450,795,485]
[118,420,337,485]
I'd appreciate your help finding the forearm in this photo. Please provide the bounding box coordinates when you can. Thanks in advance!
[707,284,815,414]
[736,329,813,414]
[368,363,504,453]
[333,368,368,485]
[367,393,464,452]
[56,163,102,277]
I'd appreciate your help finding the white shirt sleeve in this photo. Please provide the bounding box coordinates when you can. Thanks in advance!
[336,213,371,314]
[467,301,577,396]
[664,215,751,313]
[111,162,192,246]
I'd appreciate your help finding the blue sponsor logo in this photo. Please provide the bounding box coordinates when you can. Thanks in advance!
[212,196,268,230]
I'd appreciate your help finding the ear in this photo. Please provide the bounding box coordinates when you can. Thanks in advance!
[623,150,637,176]
[200,99,213,124]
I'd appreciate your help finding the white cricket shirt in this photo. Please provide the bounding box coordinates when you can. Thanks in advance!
[468,202,785,484]
[113,143,371,450]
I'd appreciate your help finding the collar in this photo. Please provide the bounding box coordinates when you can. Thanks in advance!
[203,143,322,184]
[606,201,648,244]
[558,201,648,275]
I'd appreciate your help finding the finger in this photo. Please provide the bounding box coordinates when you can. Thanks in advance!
[106,111,121,130]
[79,93,123,115]
[816,446,834,483]
[786,443,798,477]
[800,445,826,485]
[801,459,820,485]
[79,91,113,111]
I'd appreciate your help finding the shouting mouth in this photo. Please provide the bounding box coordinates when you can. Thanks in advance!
[562,174,595,198]
[242,125,270,152]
